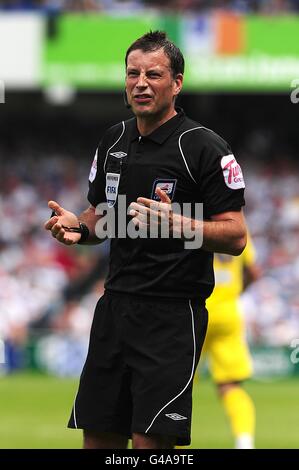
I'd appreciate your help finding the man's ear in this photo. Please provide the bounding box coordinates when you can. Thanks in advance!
[174,73,183,96]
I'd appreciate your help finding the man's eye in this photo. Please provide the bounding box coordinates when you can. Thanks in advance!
[148,73,160,78]
[128,71,138,77]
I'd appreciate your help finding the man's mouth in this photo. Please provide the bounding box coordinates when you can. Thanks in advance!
[134,94,152,103]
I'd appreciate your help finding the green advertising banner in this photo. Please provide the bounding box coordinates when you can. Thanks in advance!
[181,15,299,90]
[43,14,160,89]
[43,14,299,91]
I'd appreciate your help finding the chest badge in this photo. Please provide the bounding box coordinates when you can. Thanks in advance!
[106,172,120,208]
[151,178,177,201]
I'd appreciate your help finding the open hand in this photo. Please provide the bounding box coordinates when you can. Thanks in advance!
[44,200,81,245]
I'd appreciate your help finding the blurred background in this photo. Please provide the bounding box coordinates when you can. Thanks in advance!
[0,0,299,449]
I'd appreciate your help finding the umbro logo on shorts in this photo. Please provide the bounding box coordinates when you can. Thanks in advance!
[109,151,127,158]
[165,413,187,421]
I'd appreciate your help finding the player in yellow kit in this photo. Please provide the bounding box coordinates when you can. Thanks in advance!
[203,233,260,449]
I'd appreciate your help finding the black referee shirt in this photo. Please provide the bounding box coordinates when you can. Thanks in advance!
[88,108,245,300]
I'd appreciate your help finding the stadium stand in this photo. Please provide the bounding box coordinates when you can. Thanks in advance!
[1,0,299,13]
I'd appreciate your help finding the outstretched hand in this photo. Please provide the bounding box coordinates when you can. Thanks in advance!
[44,200,81,245]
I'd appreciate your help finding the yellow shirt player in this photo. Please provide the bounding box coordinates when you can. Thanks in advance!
[203,233,260,449]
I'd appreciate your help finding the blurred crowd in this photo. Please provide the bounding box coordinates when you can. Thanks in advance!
[1,0,299,13]
[241,160,299,347]
[0,150,109,374]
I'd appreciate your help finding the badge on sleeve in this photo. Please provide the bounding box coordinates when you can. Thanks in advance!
[89,149,98,183]
[105,173,120,207]
[221,155,245,189]
[151,178,177,201]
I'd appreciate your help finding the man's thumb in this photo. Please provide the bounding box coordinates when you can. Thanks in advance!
[48,200,63,216]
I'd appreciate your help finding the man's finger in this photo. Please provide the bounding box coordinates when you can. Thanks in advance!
[129,202,150,215]
[51,222,64,238]
[56,228,67,242]
[131,217,148,232]
[136,197,160,210]
[44,217,58,230]
[155,188,171,204]
[129,203,162,224]
[132,212,150,224]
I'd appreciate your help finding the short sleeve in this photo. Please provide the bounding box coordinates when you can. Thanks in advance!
[197,130,245,217]
[87,139,107,207]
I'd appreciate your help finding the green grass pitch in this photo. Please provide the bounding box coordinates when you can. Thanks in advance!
[0,373,298,448]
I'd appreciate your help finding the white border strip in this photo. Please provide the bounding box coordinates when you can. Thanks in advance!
[178,126,215,184]
[103,121,125,172]
[145,299,196,434]
[72,392,79,428]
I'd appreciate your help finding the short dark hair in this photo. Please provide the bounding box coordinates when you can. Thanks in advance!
[125,30,185,78]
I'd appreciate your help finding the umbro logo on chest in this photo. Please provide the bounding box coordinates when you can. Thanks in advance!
[109,151,127,158]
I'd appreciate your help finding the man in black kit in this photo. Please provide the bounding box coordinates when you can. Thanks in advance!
[45,31,247,449]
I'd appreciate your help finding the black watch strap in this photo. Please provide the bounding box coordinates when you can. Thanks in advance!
[77,222,90,244]
[53,218,90,244]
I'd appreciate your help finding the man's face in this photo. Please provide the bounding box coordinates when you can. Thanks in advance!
[125,48,183,119]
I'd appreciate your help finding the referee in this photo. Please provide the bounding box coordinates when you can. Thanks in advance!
[45,31,247,449]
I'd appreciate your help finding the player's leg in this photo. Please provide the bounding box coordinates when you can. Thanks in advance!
[83,430,128,449]
[132,432,175,449]
[207,300,255,448]
[217,382,255,449]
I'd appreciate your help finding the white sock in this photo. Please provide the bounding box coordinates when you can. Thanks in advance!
[235,433,254,449]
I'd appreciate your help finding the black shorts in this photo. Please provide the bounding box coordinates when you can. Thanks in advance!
[68,291,208,445]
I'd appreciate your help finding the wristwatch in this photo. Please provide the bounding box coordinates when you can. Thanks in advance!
[62,221,90,244]
[77,222,90,244]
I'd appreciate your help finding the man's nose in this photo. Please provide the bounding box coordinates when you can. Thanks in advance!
[136,73,148,88]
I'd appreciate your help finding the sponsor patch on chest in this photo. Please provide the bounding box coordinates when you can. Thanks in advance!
[105,172,120,207]
[221,154,245,190]
[151,178,177,201]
